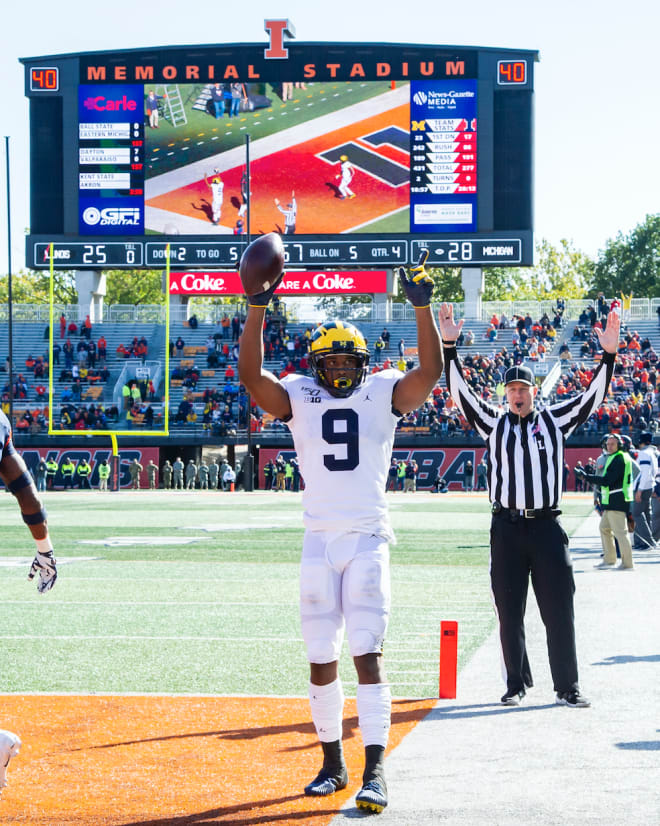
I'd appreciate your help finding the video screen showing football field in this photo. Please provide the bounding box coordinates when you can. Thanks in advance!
[144,81,410,236]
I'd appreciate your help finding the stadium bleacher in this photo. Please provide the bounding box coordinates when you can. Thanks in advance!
[1,302,658,442]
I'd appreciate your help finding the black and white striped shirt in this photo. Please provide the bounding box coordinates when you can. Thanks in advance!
[277,198,297,230]
[445,347,616,510]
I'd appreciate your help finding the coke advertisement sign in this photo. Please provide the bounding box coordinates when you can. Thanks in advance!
[169,270,388,295]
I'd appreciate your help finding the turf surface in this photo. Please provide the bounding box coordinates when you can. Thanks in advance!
[146,81,403,177]
[0,491,593,698]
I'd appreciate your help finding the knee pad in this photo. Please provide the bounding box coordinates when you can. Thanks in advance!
[300,559,335,616]
[304,622,340,664]
[346,554,391,611]
[349,626,382,658]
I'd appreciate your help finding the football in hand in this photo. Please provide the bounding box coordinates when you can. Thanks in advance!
[239,233,285,296]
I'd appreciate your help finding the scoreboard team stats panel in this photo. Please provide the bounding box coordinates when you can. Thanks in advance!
[22,39,537,269]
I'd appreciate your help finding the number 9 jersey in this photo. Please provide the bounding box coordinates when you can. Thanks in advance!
[282,369,404,540]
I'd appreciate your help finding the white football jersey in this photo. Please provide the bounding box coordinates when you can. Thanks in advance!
[283,369,403,539]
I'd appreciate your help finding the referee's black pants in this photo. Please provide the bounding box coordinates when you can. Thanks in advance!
[490,513,579,695]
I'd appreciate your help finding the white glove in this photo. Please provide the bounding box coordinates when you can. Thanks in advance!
[28,550,58,593]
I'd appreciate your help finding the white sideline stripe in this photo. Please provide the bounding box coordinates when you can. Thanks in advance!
[5,601,299,607]
[0,556,99,567]
[0,635,305,641]
[2,602,490,613]
[345,205,408,233]
[144,204,233,235]
[0,691,311,699]
[0,691,430,699]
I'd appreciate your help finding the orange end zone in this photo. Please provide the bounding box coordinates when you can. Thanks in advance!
[1,695,435,824]
[146,105,410,236]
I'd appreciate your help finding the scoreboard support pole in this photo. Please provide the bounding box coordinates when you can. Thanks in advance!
[242,134,255,492]
[5,137,15,430]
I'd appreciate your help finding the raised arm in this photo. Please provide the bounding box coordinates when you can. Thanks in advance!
[548,310,619,436]
[391,251,443,414]
[236,242,292,430]
[437,302,501,438]
[238,306,292,420]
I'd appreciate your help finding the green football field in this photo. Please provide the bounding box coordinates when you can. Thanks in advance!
[0,492,593,699]
[146,80,402,177]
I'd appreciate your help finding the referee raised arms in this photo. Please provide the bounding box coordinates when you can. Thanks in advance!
[438,303,620,708]
[274,190,297,234]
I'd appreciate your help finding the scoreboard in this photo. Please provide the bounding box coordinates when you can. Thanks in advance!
[22,35,537,270]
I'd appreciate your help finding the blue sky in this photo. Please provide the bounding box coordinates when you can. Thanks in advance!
[1,0,658,271]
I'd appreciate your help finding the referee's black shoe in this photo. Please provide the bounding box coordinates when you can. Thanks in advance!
[555,690,591,708]
[501,688,525,706]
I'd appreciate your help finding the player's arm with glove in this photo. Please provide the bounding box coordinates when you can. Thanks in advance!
[237,245,291,421]
[246,270,285,309]
[392,249,444,415]
[0,449,57,593]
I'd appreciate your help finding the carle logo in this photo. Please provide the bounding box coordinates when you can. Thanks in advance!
[83,95,137,112]
[78,84,143,124]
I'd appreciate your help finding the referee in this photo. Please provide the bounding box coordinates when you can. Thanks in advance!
[438,303,621,708]
[274,190,297,234]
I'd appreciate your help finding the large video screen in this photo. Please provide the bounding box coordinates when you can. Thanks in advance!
[23,42,536,268]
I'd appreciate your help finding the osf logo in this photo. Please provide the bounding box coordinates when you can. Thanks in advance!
[83,95,137,112]
[82,206,141,227]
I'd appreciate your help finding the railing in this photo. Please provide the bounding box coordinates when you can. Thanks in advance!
[0,297,659,325]
[112,360,162,409]
[482,297,660,322]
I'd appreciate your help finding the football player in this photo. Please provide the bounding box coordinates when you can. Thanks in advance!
[239,250,441,813]
[336,155,356,199]
[0,407,58,799]
[204,169,224,225]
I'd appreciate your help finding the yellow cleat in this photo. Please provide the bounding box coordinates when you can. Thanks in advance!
[355,777,387,813]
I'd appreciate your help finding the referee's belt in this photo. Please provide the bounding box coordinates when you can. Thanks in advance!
[491,502,561,520]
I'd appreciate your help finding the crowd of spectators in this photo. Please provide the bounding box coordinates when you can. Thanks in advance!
[116,336,148,360]
[8,298,659,440]
[553,321,659,437]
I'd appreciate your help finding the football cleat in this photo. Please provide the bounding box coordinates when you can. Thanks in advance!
[356,776,388,813]
[304,765,348,796]
[0,730,21,798]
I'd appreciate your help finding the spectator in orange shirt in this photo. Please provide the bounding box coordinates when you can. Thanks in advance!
[82,315,92,339]
[221,314,231,339]
[97,336,107,363]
